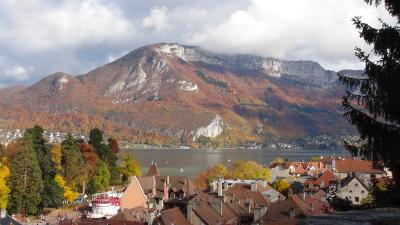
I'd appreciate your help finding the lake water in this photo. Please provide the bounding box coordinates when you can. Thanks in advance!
[126,148,350,178]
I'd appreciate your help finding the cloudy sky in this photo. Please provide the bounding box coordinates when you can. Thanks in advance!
[0,0,395,88]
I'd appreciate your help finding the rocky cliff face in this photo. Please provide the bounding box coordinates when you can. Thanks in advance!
[0,43,358,143]
[194,115,225,139]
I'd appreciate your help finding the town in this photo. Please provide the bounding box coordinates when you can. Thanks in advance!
[1,125,398,225]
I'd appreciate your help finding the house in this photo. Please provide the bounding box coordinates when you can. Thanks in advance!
[138,163,198,215]
[187,192,240,225]
[303,169,338,194]
[110,206,149,222]
[336,176,369,205]
[262,197,305,225]
[153,208,191,225]
[208,179,271,224]
[210,179,284,203]
[121,176,148,210]
[332,158,384,180]
[290,193,332,216]
[59,218,145,225]
[288,162,307,176]
[269,163,290,183]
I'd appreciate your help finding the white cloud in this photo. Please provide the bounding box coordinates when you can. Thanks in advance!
[142,6,169,32]
[4,66,29,81]
[0,0,135,53]
[188,0,395,71]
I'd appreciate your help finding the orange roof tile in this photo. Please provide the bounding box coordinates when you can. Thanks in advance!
[335,159,383,174]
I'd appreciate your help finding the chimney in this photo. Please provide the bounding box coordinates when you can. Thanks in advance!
[211,180,218,192]
[248,199,253,213]
[320,181,325,188]
[187,200,194,223]
[301,192,306,201]
[289,208,295,219]
[166,176,170,185]
[0,209,6,219]
[146,211,155,225]
[152,176,156,195]
[260,180,267,188]
[217,180,223,197]
[288,188,293,197]
[211,201,223,216]
[332,159,336,171]
[251,182,258,192]
[253,206,262,222]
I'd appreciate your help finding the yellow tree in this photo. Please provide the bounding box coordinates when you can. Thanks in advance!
[269,157,286,165]
[230,161,270,181]
[272,179,290,194]
[0,158,10,209]
[119,154,141,184]
[54,175,79,203]
[51,144,62,172]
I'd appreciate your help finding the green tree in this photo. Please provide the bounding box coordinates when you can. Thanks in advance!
[61,134,84,189]
[8,138,43,215]
[88,128,118,184]
[338,0,400,189]
[119,154,141,184]
[25,126,63,209]
[87,160,110,194]
[88,128,103,150]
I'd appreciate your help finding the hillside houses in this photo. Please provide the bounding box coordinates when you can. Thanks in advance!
[55,157,392,225]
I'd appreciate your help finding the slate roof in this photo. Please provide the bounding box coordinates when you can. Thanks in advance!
[0,215,22,225]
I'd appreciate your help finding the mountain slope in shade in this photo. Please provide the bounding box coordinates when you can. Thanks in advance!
[0,43,357,144]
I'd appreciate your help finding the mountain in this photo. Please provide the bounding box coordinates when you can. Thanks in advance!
[0,43,358,145]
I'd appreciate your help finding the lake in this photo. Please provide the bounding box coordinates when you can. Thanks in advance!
[125,148,350,178]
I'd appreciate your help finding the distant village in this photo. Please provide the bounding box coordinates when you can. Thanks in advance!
[3,155,396,225]
[0,129,357,151]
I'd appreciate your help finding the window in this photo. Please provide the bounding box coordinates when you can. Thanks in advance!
[361,190,365,194]
[349,190,352,193]
[355,197,359,202]
[355,183,358,187]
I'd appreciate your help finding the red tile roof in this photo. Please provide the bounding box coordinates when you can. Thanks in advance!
[310,170,338,188]
[335,159,383,174]
[59,218,144,225]
[291,195,331,216]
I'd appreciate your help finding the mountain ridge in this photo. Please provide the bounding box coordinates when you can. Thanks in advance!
[0,43,359,145]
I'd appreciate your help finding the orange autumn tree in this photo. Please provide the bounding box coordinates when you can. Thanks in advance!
[194,164,228,190]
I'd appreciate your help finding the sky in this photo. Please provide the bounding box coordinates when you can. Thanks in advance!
[0,0,395,88]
